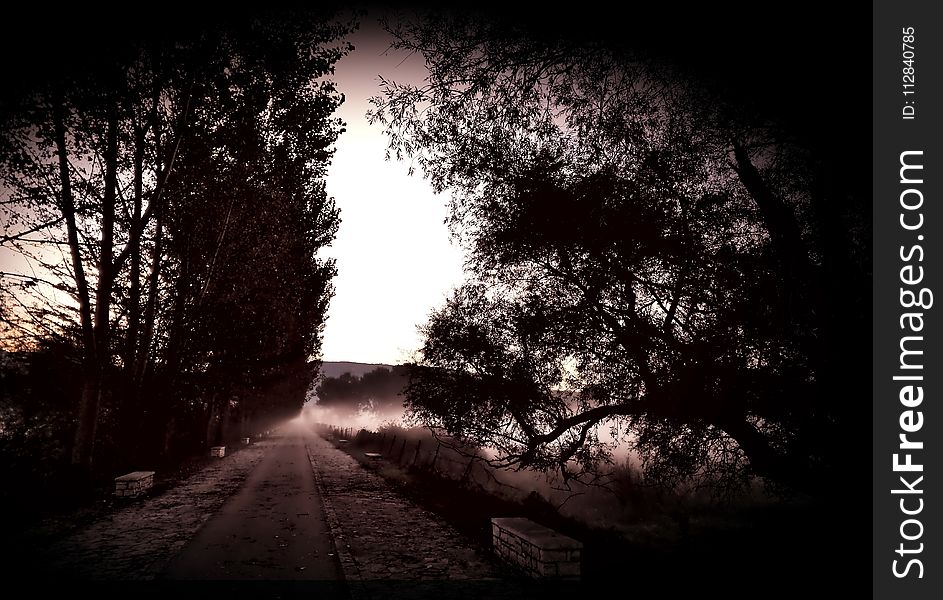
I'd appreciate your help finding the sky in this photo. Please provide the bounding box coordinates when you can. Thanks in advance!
[318,16,467,365]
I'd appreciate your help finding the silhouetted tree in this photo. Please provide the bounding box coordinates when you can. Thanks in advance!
[133,11,349,453]
[316,372,363,410]
[316,366,407,414]
[1,8,352,469]
[0,48,192,468]
[373,13,868,496]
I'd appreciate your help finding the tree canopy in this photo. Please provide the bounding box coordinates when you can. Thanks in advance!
[316,366,408,414]
[1,8,352,470]
[372,12,869,496]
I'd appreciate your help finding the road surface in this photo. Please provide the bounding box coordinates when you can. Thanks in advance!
[21,419,524,599]
[162,426,341,582]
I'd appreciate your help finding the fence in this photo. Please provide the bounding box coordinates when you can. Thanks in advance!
[318,423,522,493]
[313,421,654,549]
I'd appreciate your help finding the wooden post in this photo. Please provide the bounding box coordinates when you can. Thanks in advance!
[412,440,422,466]
[430,441,441,472]
[397,439,407,462]
[460,456,475,484]
[389,435,397,453]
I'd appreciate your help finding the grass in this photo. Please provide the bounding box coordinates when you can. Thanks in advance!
[326,432,869,597]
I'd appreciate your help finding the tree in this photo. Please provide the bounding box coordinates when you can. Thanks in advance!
[1,8,351,470]
[150,14,347,450]
[371,13,868,496]
[316,366,408,414]
[316,372,366,412]
[0,49,188,467]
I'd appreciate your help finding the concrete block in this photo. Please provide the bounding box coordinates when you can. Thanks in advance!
[491,517,582,580]
[491,518,582,550]
[114,471,155,497]
[539,549,570,562]
[210,446,226,457]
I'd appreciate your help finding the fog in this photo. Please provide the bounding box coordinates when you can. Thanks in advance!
[298,392,667,526]
[299,394,406,432]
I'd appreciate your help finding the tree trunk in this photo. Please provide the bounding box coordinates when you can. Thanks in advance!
[240,410,249,438]
[93,106,118,362]
[135,87,165,385]
[163,237,193,388]
[53,99,94,351]
[124,127,145,377]
[54,97,101,469]
[204,393,220,449]
[134,203,162,383]
[215,396,232,447]
[71,375,103,467]
[70,106,120,469]
[732,143,811,276]
[163,415,176,458]
[717,417,811,493]
[732,143,815,324]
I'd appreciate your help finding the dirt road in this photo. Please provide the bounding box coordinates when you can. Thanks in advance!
[161,428,341,582]
[16,420,529,598]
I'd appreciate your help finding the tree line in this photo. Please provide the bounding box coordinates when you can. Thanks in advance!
[0,8,351,484]
[315,366,408,415]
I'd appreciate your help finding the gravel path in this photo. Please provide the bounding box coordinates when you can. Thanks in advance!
[303,430,535,599]
[29,442,267,580]
[4,422,544,598]
[162,431,342,584]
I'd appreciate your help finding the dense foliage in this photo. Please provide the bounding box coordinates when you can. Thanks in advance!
[373,12,869,496]
[0,9,351,479]
[316,366,408,414]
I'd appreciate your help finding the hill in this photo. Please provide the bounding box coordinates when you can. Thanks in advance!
[315,361,395,379]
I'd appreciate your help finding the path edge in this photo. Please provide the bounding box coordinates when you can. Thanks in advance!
[304,436,368,600]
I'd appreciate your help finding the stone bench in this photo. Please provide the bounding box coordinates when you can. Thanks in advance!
[209,446,226,457]
[363,452,383,460]
[491,517,582,579]
[115,471,155,497]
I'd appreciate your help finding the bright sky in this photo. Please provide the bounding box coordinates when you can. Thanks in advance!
[319,17,467,365]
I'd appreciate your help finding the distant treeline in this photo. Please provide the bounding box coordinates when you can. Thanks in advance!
[315,366,408,414]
